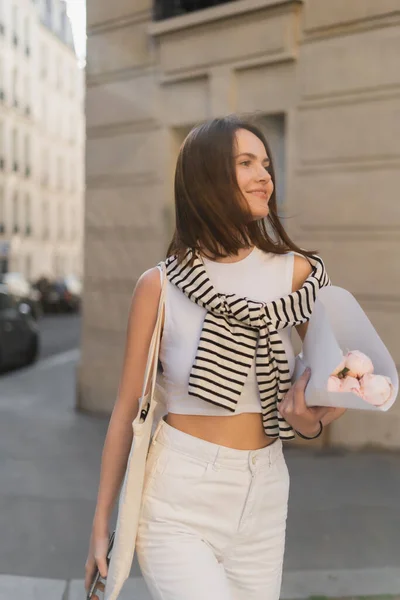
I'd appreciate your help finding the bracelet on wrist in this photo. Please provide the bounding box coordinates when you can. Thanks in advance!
[295,420,323,440]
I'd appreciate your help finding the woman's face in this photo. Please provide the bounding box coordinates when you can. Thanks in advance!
[234,128,274,220]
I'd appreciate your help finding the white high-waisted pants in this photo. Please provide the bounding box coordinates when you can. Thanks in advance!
[136,419,290,600]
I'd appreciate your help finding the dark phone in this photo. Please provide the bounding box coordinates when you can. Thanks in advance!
[86,531,115,600]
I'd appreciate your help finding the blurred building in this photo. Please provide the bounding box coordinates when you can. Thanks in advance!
[0,0,85,281]
[80,0,400,449]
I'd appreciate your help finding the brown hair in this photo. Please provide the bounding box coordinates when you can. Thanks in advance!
[166,114,316,263]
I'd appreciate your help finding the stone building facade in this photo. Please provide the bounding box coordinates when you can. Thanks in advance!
[79,0,400,449]
[0,0,85,281]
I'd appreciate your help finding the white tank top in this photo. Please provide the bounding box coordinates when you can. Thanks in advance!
[159,247,296,416]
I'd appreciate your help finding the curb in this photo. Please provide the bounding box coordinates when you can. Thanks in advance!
[1,568,399,600]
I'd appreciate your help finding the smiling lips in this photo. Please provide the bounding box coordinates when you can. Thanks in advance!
[248,189,268,199]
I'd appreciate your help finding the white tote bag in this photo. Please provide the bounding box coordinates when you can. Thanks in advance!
[104,264,167,600]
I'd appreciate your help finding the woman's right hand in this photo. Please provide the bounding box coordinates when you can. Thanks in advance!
[85,522,110,600]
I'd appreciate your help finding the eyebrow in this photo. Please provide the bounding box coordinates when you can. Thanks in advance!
[235,152,270,163]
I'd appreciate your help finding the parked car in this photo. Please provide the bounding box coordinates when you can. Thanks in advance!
[34,275,82,313]
[0,272,42,320]
[0,284,40,372]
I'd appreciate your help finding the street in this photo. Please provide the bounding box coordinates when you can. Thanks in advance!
[0,316,400,599]
[37,314,81,361]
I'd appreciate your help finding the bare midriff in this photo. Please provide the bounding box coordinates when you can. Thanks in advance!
[165,412,275,451]
[159,267,276,451]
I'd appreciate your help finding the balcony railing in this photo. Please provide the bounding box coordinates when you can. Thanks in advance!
[153,0,237,21]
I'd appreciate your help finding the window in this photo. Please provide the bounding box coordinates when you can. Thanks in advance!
[12,128,18,171]
[155,0,238,20]
[41,146,49,185]
[12,4,18,45]
[12,191,19,233]
[0,120,4,168]
[45,0,52,27]
[60,3,67,36]
[24,134,31,177]
[40,44,47,78]
[12,67,18,107]
[0,0,4,33]
[57,56,62,90]
[24,76,30,115]
[42,201,49,239]
[57,156,64,189]
[25,193,31,235]
[24,17,30,56]
[0,57,4,101]
[258,115,286,206]
[0,186,4,233]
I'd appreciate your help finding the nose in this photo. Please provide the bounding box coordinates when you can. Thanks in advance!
[256,164,271,182]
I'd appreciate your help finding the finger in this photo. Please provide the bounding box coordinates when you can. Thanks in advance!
[95,557,108,579]
[94,538,109,579]
[295,367,311,391]
[84,564,96,591]
[279,392,294,416]
[277,397,286,414]
[293,368,311,411]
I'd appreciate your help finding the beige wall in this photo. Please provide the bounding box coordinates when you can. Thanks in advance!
[80,0,400,449]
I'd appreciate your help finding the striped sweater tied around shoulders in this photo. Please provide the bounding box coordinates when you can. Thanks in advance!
[162,249,331,440]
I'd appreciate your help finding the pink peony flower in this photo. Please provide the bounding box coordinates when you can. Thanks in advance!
[359,374,394,407]
[332,358,346,376]
[345,350,374,378]
[327,376,342,392]
[340,375,362,396]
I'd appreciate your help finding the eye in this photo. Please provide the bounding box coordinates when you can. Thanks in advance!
[240,161,251,167]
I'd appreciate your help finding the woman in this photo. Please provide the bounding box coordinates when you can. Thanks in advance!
[85,115,345,600]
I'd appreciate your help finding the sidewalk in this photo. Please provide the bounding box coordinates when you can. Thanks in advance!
[0,351,399,598]
[1,570,400,600]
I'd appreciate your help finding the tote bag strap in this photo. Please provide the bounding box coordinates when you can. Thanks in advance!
[138,263,166,418]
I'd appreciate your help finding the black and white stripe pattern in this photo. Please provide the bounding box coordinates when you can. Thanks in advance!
[163,250,330,440]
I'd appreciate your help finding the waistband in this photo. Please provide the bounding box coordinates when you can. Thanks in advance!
[152,418,283,469]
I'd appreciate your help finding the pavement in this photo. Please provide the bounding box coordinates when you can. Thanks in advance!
[1,349,400,599]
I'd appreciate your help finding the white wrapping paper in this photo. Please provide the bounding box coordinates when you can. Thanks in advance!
[292,286,398,412]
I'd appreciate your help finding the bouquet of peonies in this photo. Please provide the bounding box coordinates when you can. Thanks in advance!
[327,350,395,408]
[293,286,398,412]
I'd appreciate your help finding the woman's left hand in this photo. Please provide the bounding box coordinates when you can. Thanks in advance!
[278,368,346,437]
